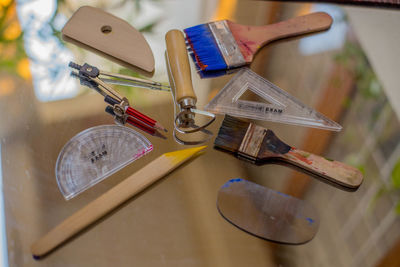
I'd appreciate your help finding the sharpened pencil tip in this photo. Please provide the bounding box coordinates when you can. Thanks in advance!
[152,130,167,139]
[154,122,167,133]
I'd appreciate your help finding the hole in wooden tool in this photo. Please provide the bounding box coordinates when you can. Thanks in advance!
[101,25,112,34]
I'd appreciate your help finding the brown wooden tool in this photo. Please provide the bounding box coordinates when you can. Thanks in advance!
[62,6,155,73]
[31,146,206,258]
[165,30,197,106]
[165,30,215,144]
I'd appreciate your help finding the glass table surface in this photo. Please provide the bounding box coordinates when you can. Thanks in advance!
[1,1,400,266]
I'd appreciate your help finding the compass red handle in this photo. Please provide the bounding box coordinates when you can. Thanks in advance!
[125,107,156,127]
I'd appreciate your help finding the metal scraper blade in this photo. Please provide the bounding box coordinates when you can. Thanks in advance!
[56,125,153,200]
[205,68,342,131]
[217,178,319,244]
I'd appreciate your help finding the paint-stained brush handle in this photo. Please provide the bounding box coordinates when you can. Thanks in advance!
[229,12,333,61]
[260,12,332,42]
[280,148,363,190]
[165,29,197,106]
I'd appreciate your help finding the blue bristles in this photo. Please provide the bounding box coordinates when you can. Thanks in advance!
[188,50,227,78]
[184,24,227,71]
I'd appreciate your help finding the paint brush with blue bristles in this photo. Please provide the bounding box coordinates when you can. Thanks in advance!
[184,12,332,73]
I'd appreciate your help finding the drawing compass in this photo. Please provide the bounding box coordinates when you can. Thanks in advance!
[69,62,167,137]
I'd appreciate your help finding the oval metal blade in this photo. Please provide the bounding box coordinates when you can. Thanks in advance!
[217,178,319,245]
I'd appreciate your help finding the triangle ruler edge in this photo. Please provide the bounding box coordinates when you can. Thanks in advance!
[204,68,342,131]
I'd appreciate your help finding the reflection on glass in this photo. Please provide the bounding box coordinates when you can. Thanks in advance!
[17,0,77,102]
[299,4,348,55]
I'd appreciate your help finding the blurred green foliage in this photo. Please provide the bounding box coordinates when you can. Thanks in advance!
[392,159,400,189]
[335,42,383,99]
[335,42,400,215]
[0,0,27,75]
[391,159,400,214]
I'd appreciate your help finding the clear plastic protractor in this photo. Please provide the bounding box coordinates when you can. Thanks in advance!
[56,125,153,200]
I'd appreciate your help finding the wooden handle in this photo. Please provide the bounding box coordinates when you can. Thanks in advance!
[32,158,167,257]
[228,12,333,62]
[165,29,196,105]
[31,146,207,258]
[281,148,363,189]
[259,12,333,43]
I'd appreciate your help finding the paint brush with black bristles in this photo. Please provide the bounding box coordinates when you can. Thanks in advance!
[214,115,363,191]
[184,12,332,73]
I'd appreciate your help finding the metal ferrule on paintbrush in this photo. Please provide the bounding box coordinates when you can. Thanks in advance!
[206,21,245,69]
[237,122,271,163]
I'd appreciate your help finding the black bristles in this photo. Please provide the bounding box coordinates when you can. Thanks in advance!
[214,115,250,152]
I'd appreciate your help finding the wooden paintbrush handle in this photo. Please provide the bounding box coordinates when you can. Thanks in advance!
[228,12,332,61]
[258,12,332,42]
[165,29,197,105]
[281,148,363,189]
